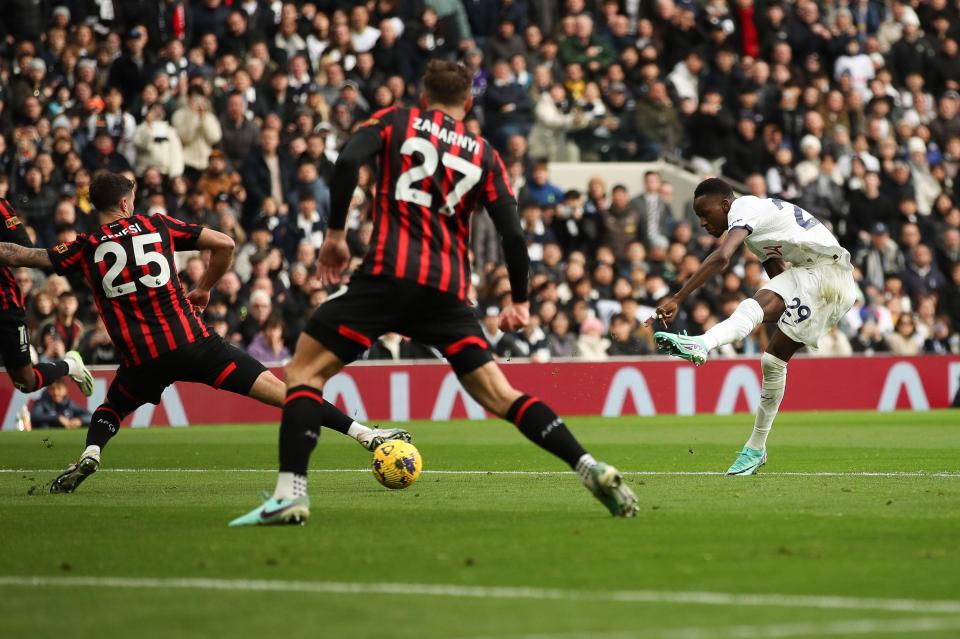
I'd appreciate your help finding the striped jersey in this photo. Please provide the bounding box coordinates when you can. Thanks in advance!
[47,213,210,367]
[358,106,515,299]
[0,199,31,312]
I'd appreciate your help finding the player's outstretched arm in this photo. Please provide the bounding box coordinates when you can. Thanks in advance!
[0,242,53,269]
[486,200,531,331]
[188,229,235,311]
[653,227,750,326]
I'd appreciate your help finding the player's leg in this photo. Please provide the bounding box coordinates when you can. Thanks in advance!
[209,339,407,450]
[726,330,803,476]
[0,317,93,396]
[412,288,637,517]
[229,333,345,526]
[49,369,146,493]
[655,287,786,366]
[457,360,638,517]
[230,277,403,526]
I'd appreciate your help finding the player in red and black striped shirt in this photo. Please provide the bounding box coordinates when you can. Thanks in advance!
[0,173,408,493]
[231,60,638,527]
[0,198,94,400]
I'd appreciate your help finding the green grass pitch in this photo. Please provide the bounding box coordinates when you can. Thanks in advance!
[1,411,959,639]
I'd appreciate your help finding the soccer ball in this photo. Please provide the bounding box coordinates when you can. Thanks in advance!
[371,441,422,489]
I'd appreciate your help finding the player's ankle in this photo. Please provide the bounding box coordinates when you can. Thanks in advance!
[347,421,372,440]
[274,471,308,500]
[82,445,101,462]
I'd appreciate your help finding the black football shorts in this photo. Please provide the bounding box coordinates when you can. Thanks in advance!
[105,335,267,410]
[0,309,33,369]
[304,274,494,376]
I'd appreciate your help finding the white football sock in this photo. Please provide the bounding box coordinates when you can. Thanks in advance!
[575,453,597,482]
[702,298,764,350]
[273,472,308,500]
[82,445,100,462]
[745,352,788,450]
[347,421,372,439]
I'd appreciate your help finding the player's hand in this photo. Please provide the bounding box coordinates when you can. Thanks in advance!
[499,302,530,332]
[649,296,680,327]
[187,288,210,313]
[318,233,351,286]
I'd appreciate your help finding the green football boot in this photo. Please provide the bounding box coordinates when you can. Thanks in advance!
[228,496,311,527]
[726,447,767,476]
[654,331,710,366]
[583,463,639,517]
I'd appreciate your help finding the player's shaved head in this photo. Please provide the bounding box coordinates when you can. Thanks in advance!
[90,172,135,214]
[694,177,734,200]
[422,59,473,108]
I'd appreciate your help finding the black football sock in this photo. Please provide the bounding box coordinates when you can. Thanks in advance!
[86,405,123,450]
[506,395,587,468]
[278,385,323,475]
[319,399,355,435]
[32,361,69,390]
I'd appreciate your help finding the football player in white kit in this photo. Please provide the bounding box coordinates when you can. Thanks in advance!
[653,178,859,475]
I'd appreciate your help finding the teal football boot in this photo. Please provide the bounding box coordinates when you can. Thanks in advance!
[228,495,311,527]
[726,447,767,476]
[653,331,710,366]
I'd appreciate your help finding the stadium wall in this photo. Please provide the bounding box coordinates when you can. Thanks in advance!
[1,355,958,429]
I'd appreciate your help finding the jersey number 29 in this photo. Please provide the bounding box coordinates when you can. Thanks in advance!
[94,233,171,298]
[395,138,482,216]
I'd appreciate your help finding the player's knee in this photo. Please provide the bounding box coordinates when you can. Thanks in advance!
[284,363,326,390]
[760,352,787,382]
[10,368,35,392]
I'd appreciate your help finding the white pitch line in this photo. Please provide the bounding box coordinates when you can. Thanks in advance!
[1,468,959,477]
[1,576,959,615]
[458,616,960,639]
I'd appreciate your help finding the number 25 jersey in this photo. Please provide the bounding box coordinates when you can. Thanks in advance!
[47,213,210,367]
[357,106,515,300]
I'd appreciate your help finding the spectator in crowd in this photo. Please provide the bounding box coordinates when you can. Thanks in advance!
[172,86,222,180]
[0,1,954,369]
[133,104,184,178]
[29,378,91,430]
[576,316,610,361]
[246,314,291,366]
[886,313,922,355]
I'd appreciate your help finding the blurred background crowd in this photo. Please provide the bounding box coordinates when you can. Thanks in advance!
[0,0,958,371]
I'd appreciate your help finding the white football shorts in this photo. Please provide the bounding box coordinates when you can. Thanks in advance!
[761,262,858,349]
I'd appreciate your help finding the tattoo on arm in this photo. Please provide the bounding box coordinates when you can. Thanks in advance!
[0,243,53,268]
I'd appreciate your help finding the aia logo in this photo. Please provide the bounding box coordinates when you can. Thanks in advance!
[763,245,783,257]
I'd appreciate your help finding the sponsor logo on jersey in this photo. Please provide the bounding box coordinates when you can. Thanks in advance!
[5,216,21,228]
[53,243,69,254]
[763,245,783,257]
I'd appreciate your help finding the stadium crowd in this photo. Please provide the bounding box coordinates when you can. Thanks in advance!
[0,0,958,370]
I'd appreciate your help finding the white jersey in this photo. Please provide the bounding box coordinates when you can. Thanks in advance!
[727,196,851,269]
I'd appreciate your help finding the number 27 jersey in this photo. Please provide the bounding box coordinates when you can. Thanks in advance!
[47,213,210,367]
[358,106,515,300]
